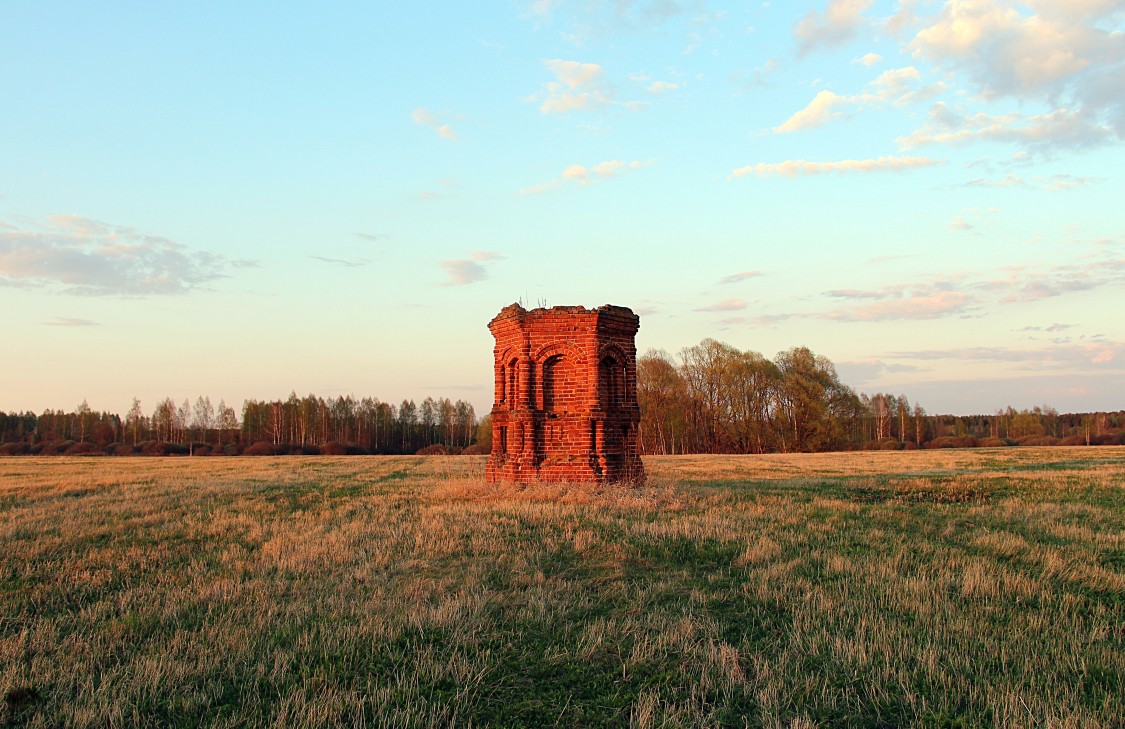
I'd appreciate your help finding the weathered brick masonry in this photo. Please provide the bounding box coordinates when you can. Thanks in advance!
[485,303,645,483]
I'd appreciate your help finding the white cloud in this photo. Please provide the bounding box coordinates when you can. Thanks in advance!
[871,66,927,103]
[0,215,231,296]
[535,59,621,114]
[547,59,603,89]
[908,0,1125,146]
[411,108,458,140]
[773,67,944,134]
[794,0,874,55]
[647,80,679,94]
[517,181,560,196]
[731,156,942,178]
[885,0,922,36]
[912,1,1094,96]
[440,259,489,286]
[774,91,849,133]
[440,250,505,285]
[521,159,652,193]
[857,52,883,67]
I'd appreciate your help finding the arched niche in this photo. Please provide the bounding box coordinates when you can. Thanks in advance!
[534,343,585,413]
[598,354,626,410]
[542,354,570,412]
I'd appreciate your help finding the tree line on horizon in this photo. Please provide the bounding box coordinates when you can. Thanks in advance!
[1,338,1122,456]
[635,339,1125,454]
[0,394,481,456]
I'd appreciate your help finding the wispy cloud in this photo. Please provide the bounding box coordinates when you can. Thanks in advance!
[822,291,975,321]
[867,254,914,264]
[646,80,679,94]
[355,232,386,242]
[962,173,1096,191]
[520,160,652,194]
[440,259,488,286]
[898,103,1115,151]
[1020,323,1074,333]
[826,288,892,300]
[695,299,746,312]
[0,215,232,296]
[718,271,763,284]
[794,0,873,55]
[731,155,942,178]
[525,0,700,39]
[893,341,1124,369]
[740,252,1123,340]
[440,251,505,286]
[411,108,458,140]
[836,358,921,386]
[731,59,781,93]
[44,316,99,327]
[526,0,562,19]
[819,256,1125,321]
[417,179,458,201]
[310,255,369,268]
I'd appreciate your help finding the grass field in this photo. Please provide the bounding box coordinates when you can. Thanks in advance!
[1,449,1122,728]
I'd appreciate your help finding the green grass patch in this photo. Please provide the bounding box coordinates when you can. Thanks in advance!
[0,450,1122,727]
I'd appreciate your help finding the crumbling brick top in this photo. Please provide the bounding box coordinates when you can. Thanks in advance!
[489,303,638,328]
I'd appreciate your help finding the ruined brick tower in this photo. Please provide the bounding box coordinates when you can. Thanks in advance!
[485,303,644,484]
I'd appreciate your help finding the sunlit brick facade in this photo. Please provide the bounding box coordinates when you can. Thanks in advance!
[485,303,644,483]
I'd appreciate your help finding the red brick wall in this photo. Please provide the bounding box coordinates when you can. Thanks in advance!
[486,304,645,483]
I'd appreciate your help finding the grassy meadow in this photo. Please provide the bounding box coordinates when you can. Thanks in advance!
[1,449,1122,728]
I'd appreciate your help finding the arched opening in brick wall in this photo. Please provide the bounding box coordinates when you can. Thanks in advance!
[505,359,519,407]
[541,354,571,412]
[599,355,625,410]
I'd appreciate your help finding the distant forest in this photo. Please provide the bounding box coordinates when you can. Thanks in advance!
[635,340,1124,454]
[1,338,1122,457]
[0,395,482,457]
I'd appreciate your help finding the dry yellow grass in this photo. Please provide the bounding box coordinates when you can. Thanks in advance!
[0,448,1122,727]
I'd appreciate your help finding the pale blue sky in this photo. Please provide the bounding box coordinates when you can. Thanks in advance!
[2,1,1123,417]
